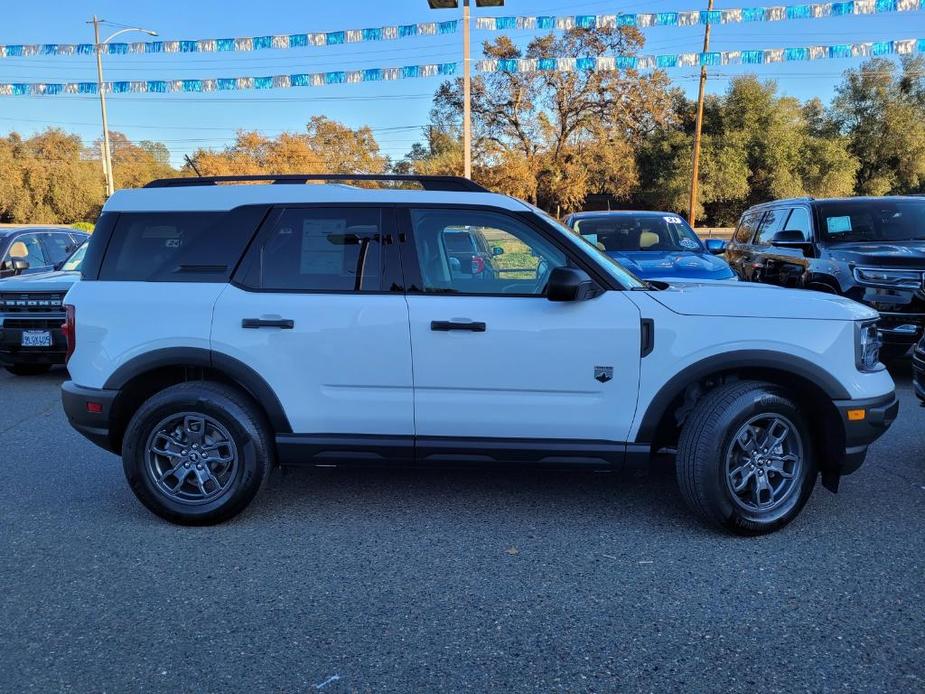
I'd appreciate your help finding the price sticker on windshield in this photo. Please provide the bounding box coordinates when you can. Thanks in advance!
[679,238,699,249]
[663,216,683,224]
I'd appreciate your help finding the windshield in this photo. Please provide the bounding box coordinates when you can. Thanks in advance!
[528,207,645,289]
[572,214,704,253]
[61,243,87,272]
[818,199,925,243]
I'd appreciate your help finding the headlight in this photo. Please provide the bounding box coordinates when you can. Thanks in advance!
[856,320,883,372]
[852,267,923,290]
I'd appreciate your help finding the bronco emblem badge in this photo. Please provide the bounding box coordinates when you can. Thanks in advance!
[594,366,613,383]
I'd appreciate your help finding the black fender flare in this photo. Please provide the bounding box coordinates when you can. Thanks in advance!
[634,350,851,443]
[104,347,292,433]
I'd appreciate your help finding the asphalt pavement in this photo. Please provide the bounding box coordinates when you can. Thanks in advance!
[1,364,923,693]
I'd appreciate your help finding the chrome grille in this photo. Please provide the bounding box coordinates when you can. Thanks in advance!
[0,292,65,313]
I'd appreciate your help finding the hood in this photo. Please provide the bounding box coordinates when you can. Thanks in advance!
[0,270,81,293]
[647,280,878,321]
[607,249,735,281]
[827,241,925,268]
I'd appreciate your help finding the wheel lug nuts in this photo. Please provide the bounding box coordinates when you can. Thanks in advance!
[184,462,190,468]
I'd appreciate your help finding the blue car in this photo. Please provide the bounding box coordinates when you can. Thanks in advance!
[563,210,735,282]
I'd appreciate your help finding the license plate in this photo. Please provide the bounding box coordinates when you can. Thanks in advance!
[21,330,52,348]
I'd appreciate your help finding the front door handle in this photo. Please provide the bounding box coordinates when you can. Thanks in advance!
[242,318,295,329]
[430,320,486,332]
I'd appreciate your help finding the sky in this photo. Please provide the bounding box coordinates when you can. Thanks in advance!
[0,0,920,167]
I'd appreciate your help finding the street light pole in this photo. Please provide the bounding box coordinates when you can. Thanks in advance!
[88,18,157,198]
[687,0,714,228]
[91,17,114,197]
[462,0,472,179]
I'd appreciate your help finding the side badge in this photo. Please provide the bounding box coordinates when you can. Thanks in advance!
[594,366,614,383]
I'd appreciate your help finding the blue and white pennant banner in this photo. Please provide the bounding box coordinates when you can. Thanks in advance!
[1,38,922,96]
[0,63,458,96]
[477,0,925,31]
[0,20,459,58]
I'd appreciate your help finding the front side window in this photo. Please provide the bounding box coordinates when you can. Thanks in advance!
[574,214,704,253]
[755,208,790,244]
[245,207,382,292]
[5,233,47,268]
[817,199,925,243]
[784,208,813,241]
[410,208,565,296]
[61,243,87,272]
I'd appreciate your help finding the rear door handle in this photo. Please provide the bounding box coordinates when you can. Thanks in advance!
[242,318,294,329]
[430,320,486,332]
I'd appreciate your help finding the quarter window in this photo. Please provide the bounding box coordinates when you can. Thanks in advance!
[733,211,764,243]
[410,208,566,296]
[245,207,382,292]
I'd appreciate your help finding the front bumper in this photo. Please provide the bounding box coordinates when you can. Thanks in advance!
[832,392,899,475]
[61,381,120,453]
[876,311,924,346]
[0,319,67,366]
[913,343,925,404]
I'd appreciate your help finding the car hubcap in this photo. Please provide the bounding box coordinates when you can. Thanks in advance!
[145,413,238,504]
[725,414,803,513]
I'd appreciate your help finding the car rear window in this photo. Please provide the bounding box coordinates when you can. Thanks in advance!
[98,208,266,282]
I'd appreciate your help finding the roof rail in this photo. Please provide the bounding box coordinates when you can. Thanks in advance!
[144,174,490,193]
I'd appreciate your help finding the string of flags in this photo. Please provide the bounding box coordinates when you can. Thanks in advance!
[0,37,922,96]
[0,0,922,58]
[0,21,460,58]
[476,0,925,31]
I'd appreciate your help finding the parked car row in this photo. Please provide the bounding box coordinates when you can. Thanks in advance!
[47,174,901,536]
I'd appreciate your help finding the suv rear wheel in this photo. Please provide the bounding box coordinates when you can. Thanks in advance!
[676,380,817,535]
[121,381,273,525]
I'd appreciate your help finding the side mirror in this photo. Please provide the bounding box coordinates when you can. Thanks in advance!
[705,239,727,255]
[546,266,602,302]
[492,246,504,256]
[772,230,807,243]
[10,256,29,273]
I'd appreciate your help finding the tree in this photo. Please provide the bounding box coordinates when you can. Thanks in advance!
[186,116,388,176]
[829,56,925,195]
[405,25,677,212]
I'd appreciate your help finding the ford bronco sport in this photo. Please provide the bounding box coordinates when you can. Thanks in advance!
[61,175,898,534]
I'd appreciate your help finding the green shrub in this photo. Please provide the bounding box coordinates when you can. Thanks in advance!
[71,222,95,233]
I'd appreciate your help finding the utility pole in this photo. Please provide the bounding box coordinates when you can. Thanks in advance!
[462,0,472,179]
[91,16,115,198]
[687,0,714,228]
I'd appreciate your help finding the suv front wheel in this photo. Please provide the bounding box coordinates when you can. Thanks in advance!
[676,381,817,535]
[122,382,274,525]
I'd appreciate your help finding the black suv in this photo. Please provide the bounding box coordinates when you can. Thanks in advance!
[726,197,925,359]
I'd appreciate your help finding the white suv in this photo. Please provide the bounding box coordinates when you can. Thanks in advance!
[61,175,898,534]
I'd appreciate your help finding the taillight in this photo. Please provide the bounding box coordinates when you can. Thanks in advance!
[471,255,485,275]
[62,304,76,363]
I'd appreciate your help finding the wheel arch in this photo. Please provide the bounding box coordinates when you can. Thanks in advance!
[104,347,291,453]
[635,350,848,482]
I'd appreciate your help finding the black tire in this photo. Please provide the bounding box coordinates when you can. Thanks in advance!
[5,364,52,376]
[676,380,817,536]
[121,381,274,525]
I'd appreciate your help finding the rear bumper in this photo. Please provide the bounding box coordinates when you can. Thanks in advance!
[833,392,899,475]
[61,380,120,453]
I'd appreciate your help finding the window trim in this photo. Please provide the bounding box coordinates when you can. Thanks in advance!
[396,203,618,299]
[230,204,400,295]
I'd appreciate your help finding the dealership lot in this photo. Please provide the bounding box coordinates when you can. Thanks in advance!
[1,365,923,692]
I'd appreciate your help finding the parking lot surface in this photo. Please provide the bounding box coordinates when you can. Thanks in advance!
[1,365,923,693]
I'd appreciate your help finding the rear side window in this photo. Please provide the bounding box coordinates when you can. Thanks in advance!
[733,210,764,243]
[98,208,266,282]
[241,207,382,292]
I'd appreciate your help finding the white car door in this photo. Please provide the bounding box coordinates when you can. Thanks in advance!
[211,206,413,462]
[401,207,642,461]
